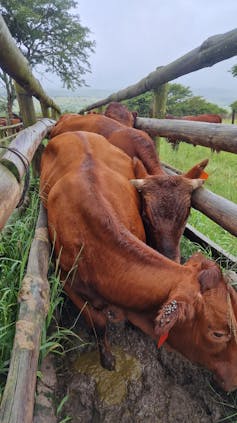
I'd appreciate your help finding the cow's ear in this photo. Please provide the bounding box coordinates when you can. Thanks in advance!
[154,300,194,345]
[154,300,179,339]
[184,158,209,180]
[132,157,148,178]
[198,260,222,293]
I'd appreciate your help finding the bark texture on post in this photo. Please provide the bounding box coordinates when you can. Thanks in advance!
[0,203,50,423]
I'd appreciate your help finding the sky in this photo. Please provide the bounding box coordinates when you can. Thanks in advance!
[43,0,237,101]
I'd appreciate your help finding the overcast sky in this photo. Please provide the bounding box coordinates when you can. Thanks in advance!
[43,0,237,98]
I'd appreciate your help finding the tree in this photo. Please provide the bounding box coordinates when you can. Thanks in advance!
[123,83,226,117]
[166,83,192,115]
[0,0,95,114]
[169,95,226,116]
[123,92,153,117]
[231,65,237,78]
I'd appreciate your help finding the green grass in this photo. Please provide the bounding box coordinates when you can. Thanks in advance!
[159,137,237,257]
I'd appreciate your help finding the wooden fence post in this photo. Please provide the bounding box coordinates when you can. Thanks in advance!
[14,82,43,177]
[40,102,50,118]
[232,109,235,124]
[0,203,50,423]
[14,82,37,127]
[152,76,168,151]
[51,108,58,120]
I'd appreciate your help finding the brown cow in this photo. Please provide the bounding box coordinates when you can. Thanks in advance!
[40,131,237,392]
[166,113,222,123]
[0,113,23,132]
[50,114,208,262]
[104,102,137,127]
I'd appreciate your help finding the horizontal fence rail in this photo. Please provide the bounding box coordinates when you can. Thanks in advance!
[80,27,237,112]
[135,118,237,154]
[0,118,55,230]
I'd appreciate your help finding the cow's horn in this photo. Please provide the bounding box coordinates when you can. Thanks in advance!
[130,179,145,190]
[189,178,204,190]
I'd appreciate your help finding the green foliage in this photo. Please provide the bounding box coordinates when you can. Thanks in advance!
[123,83,227,117]
[230,100,237,110]
[0,0,95,89]
[123,92,153,117]
[231,64,237,78]
[166,83,192,114]
[171,95,226,116]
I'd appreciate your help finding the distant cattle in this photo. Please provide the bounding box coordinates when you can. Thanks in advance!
[40,131,237,392]
[166,113,222,123]
[0,113,23,132]
[50,115,208,262]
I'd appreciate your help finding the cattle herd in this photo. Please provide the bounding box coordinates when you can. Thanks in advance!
[40,102,237,392]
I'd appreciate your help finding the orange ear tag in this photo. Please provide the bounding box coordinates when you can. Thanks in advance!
[157,332,169,348]
[200,170,208,180]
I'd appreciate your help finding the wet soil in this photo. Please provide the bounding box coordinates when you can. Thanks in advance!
[52,302,235,423]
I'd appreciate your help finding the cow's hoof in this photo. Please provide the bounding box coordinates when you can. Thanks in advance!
[100,352,116,371]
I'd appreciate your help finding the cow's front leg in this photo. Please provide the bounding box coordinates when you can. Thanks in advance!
[63,281,116,370]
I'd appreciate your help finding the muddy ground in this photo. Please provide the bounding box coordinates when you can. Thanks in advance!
[34,300,236,423]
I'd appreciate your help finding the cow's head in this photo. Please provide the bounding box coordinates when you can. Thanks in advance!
[104,102,137,127]
[155,253,237,392]
[130,158,208,262]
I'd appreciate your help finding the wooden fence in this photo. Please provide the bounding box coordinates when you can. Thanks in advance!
[0,16,237,423]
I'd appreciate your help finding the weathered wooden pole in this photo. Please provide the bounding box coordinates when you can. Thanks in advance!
[0,203,50,423]
[14,82,37,127]
[135,117,237,154]
[40,102,50,118]
[232,109,235,124]
[0,119,55,230]
[14,82,42,176]
[152,72,168,150]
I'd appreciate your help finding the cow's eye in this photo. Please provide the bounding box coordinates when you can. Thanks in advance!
[213,331,224,338]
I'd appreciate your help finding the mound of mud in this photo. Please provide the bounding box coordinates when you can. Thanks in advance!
[51,305,233,423]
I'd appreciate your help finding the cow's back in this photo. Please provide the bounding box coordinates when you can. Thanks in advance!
[50,114,161,174]
[41,131,137,205]
[45,150,145,273]
[41,131,145,243]
[50,114,124,139]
